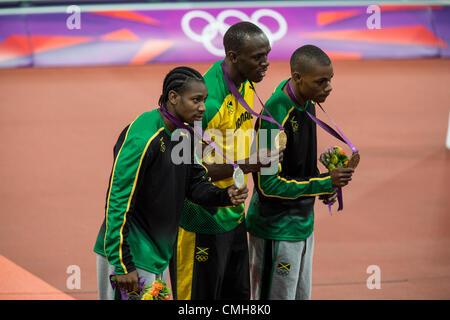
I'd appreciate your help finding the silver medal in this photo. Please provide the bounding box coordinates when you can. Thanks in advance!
[232,167,245,188]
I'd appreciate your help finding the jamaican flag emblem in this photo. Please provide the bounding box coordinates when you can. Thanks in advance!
[195,247,209,262]
[226,100,234,115]
[276,262,291,277]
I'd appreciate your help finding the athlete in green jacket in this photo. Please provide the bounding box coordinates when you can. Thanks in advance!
[247,45,355,300]
[93,67,248,299]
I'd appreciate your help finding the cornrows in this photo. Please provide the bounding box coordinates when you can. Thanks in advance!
[158,66,204,107]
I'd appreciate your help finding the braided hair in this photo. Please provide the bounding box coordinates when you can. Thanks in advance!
[158,66,204,107]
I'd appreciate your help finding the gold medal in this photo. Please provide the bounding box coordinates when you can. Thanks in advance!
[275,130,287,149]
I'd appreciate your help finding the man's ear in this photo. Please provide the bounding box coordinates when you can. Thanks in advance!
[227,50,239,64]
[168,90,180,106]
[292,71,302,85]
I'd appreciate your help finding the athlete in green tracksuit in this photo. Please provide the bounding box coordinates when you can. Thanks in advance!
[247,45,355,300]
[93,67,248,300]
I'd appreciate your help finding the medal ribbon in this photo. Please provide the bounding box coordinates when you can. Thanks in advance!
[159,104,193,135]
[286,79,358,212]
[287,80,357,153]
[221,61,284,131]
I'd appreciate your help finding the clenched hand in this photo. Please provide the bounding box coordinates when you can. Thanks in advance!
[227,185,249,205]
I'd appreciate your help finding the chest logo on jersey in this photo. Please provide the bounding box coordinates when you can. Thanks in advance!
[160,137,166,152]
[226,100,234,115]
[235,111,253,131]
[290,118,299,132]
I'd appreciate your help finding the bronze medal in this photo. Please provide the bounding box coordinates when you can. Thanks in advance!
[347,152,360,169]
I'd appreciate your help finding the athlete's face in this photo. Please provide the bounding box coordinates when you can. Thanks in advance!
[170,80,208,125]
[294,62,333,103]
[234,33,271,83]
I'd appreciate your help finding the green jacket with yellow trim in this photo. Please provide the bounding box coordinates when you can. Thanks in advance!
[246,79,334,241]
[93,109,232,275]
[179,60,255,234]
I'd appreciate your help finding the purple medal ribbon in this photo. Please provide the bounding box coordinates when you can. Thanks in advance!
[334,186,343,212]
[287,80,358,153]
[159,105,238,169]
[160,104,194,135]
[221,61,284,131]
[110,272,146,300]
[286,79,358,212]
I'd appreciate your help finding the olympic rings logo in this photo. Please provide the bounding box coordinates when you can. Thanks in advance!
[196,255,209,262]
[181,9,288,56]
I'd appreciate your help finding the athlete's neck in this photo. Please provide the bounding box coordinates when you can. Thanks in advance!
[160,103,179,132]
[224,58,245,88]
[283,80,308,109]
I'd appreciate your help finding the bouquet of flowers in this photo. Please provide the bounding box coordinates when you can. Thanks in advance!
[319,146,348,171]
[109,274,171,300]
[318,146,360,213]
[141,279,171,300]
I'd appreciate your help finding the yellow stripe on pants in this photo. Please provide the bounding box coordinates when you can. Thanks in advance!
[176,226,196,300]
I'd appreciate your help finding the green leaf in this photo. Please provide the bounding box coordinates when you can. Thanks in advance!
[331,155,338,164]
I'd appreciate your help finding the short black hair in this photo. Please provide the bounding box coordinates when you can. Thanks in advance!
[158,66,204,107]
[223,21,265,54]
[290,45,331,75]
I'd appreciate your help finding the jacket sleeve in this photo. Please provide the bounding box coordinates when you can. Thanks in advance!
[103,128,155,275]
[185,160,232,207]
[256,165,333,200]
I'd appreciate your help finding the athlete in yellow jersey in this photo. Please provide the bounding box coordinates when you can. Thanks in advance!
[170,22,282,300]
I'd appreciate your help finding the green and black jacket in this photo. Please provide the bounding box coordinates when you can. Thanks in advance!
[93,109,232,275]
[246,79,334,241]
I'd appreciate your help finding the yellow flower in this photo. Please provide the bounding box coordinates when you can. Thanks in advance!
[142,292,154,300]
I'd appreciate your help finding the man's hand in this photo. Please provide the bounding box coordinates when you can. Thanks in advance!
[319,190,338,205]
[114,270,139,292]
[227,184,249,205]
[330,167,355,188]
